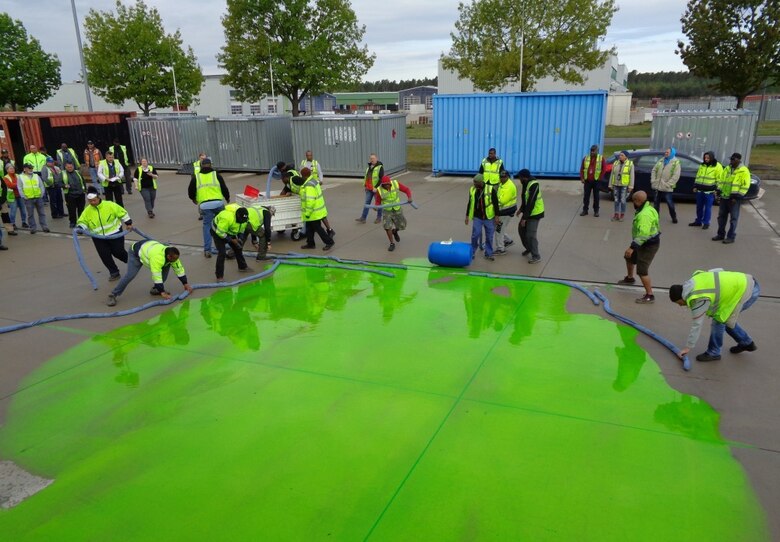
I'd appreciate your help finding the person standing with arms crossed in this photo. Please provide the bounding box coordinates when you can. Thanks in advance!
[689,151,722,230]
[608,151,634,221]
[580,144,604,217]
[650,147,681,224]
[712,153,751,244]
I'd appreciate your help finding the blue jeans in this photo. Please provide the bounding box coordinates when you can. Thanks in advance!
[694,191,715,225]
[359,189,381,221]
[8,199,28,226]
[653,190,677,220]
[471,217,495,257]
[706,280,760,355]
[717,198,741,240]
[201,204,225,252]
[613,186,629,215]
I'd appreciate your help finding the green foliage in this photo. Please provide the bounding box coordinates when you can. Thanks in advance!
[342,77,438,93]
[219,0,375,116]
[0,13,61,110]
[627,71,717,99]
[676,0,780,107]
[442,0,616,92]
[83,1,204,116]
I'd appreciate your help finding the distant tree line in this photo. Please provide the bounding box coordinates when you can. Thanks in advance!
[628,70,780,100]
[340,77,438,92]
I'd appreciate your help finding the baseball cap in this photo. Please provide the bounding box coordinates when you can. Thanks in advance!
[473,174,484,183]
[201,157,212,165]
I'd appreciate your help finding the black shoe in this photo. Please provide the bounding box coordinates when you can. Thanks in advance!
[204,251,212,259]
[0,245,8,251]
[580,211,588,216]
[150,288,162,296]
[688,222,701,227]
[696,352,721,362]
[672,218,678,224]
[393,230,400,242]
[702,224,709,230]
[43,227,50,233]
[521,250,530,256]
[109,274,120,282]
[505,239,514,247]
[730,342,757,354]
[238,266,252,273]
[8,230,17,236]
[388,243,395,252]
[198,215,203,220]
[594,212,599,217]
[29,229,36,234]
[300,244,316,249]
[484,255,495,261]
[323,244,334,251]
[712,235,724,241]
[723,238,735,244]
[22,222,29,228]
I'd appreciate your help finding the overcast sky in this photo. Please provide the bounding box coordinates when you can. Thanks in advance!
[1,0,687,82]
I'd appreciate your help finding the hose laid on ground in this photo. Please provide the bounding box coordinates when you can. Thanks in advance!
[594,289,691,371]
[280,259,395,278]
[73,227,155,290]
[365,201,419,210]
[468,271,601,305]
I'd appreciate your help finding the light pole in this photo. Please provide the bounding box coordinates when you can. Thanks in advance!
[268,41,276,114]
[70,0,93,111]
[171,64,181,115]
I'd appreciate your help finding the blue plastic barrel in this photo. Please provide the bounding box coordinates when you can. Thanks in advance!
[428,240,472,267]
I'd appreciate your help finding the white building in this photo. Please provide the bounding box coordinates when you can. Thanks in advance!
[438,54,632,125]
[34,74,289,117]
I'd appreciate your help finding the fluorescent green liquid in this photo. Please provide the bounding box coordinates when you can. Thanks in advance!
[0,265,768,540]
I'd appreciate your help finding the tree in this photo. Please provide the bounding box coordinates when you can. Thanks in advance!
[676,0,780,108]
[219,0,375,116]
[442,0,616,92]
[83,1,204,116]
[0,13,61,110]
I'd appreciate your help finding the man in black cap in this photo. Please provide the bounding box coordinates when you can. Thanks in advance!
[188,157,230,258]
[713,153,751,244]
[515,169,545,264]
[211,204,252,280]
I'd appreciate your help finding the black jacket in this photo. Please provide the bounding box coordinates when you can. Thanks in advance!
[188,166,230,203]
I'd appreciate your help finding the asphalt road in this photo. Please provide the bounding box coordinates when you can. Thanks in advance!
[409,136,780,146]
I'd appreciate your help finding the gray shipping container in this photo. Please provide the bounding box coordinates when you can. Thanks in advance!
[651,110,758,165]
[291,114,407,177]
[209,116,293,172]
[128,116,210,169]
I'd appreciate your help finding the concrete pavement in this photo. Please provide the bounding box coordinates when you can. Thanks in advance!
[1,170,779,538]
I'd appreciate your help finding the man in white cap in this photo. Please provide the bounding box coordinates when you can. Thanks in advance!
[76,186,133,281]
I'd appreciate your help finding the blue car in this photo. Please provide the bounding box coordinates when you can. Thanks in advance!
[599,150,761,200]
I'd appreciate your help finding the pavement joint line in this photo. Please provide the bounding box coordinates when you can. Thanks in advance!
[749,199,780,237]
[362,284,537,541]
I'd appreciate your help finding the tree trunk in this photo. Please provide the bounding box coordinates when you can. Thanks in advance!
[735,95,747,109]
[290,93,301,117]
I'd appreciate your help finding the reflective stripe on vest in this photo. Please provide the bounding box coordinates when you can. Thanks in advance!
[109,145,128,165]
[364,165,380,188]
[20,173,42,198]
[135,166,157,190]
[139,241,166,284]
[498,179,517,209]
[526,179,545,216]
[481,159,502,185]
[195,171,222,203]
[80,202,124,235]
[99,160,120,186]
[3,175,16,201]
[584,154,603,180]
[377,180,401,210]
[695,164,719,188]
[687,270,748,323]
[300,160,320,179]
[468,185,495,219]
[619,160,633,186]
[719,166,750,197]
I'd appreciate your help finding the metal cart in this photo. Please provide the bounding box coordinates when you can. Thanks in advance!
[236,193,304,241]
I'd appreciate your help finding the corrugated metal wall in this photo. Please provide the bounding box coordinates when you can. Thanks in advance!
[433,91,607,177]
[651,110,758,165]
[291,115,407,177]
[129,117,209,168]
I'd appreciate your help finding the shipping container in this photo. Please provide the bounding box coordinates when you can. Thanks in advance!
[209,116,293,172]
[0,111,135,166]
[651,110,758,165]
[606,92,632,126]
[128,116,210,169]
[291,114,407,177]
[433,91,607,177]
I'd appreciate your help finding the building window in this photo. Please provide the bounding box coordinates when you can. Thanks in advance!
[611,67,617,81]
[267,99,278,114]
[250,104,262,115]
[425,95,434,109]
[229,89,240,99]
[230,105,243,115]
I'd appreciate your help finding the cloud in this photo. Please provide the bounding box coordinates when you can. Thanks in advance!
[0,0,691,84]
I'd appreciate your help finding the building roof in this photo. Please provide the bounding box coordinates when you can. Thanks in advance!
[399,86,438,93]
[332,92,399,103]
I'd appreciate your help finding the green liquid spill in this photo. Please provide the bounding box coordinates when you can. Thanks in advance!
[0,265,768,541]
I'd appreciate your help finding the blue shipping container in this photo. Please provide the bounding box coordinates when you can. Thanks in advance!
[433,91,607,177]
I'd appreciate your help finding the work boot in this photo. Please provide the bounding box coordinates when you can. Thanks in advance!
[730,342,757,354]
[388,243,395,252]
[696,352,721,362]
[106,294,117,307]
[580,211,588,216]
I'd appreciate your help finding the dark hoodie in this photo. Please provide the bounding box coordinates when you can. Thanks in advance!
[188,165,230,203]
[694,151,720,192]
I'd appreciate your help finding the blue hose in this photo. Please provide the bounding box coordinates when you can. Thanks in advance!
[468,271,601,305]
[365,201,419,210]
[73,226,155,290]
[280,259,395,278]
[594,289,691,371]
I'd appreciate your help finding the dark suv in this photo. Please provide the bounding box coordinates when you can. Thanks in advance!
[599,150,761,200]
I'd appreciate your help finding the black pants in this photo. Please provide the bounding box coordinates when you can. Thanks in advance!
[304,218,334,247]
[92,235,128,276]
[47,187,65,218]
[212,230,247,279]
[583,181,599,213]
[66,194,85,227]
[124,165,134,194]
[104,183,124,207]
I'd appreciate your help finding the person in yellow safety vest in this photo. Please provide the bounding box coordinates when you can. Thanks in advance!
[187,156,230,258]
[294,167,334,251]
[580,144,605,217]
[22,144,47,176]
[3,163,28,232]
[0,172,7,249]
[109,138,133,195]
[211,205,252,281]
[373,175,412,252]
[608,151,634,221]
[242,204,273,261]
[712,152,751,244]
[357,153,384,223]
[135,158,159,218]
[61,161,87,228]
[76,186,133,281]
[515,169,545,264]
[466,173,500,260]
[57,143,80,168]
[107,240,192,307]
[192,152,207,221]
[494,170,517,254]
[618,190,660,303]
[650,147,681,224]
[670,269,760,362]
[478,147,505,187]
[98,151,126,207]
[17,163,50,233]
[299,152,335,236]
[41,156,65,219]
[690,151,722,229]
